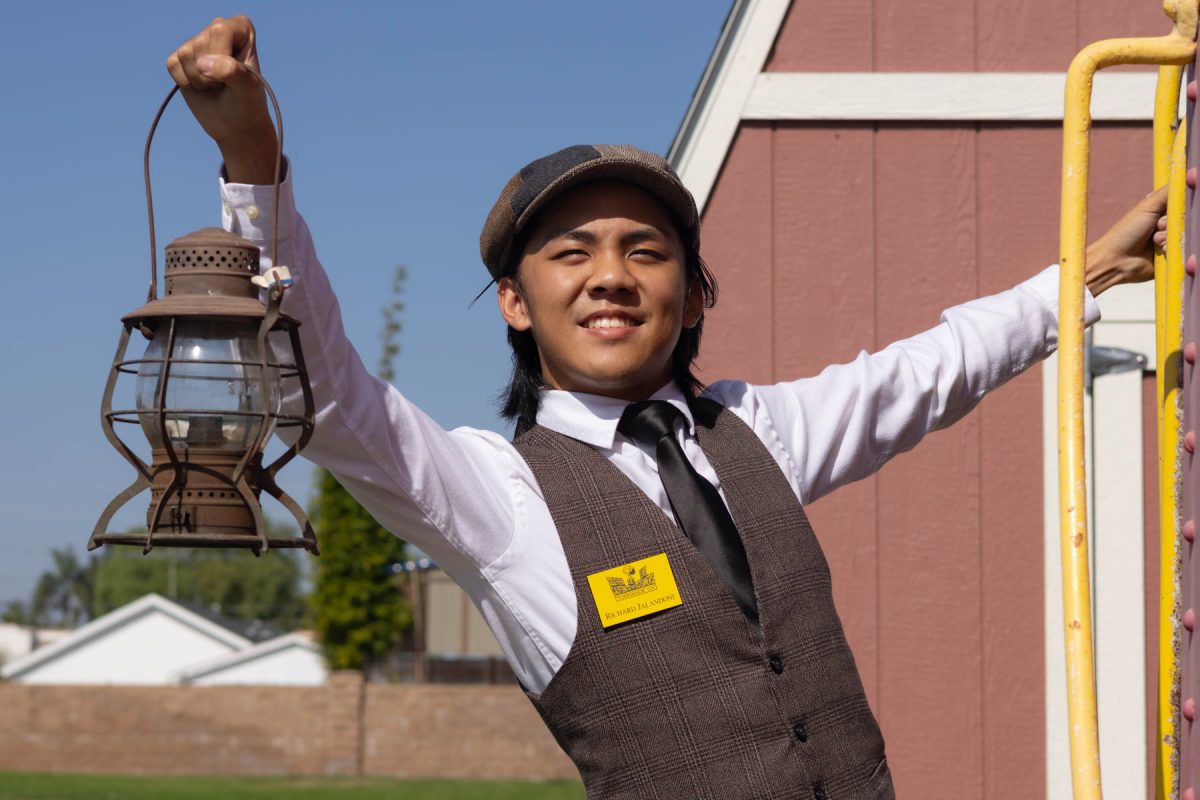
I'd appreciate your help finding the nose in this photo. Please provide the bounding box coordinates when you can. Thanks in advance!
[585,250,637,295]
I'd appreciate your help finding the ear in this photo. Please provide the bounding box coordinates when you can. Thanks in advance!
[497,276,533,331]
[682,278,704,329]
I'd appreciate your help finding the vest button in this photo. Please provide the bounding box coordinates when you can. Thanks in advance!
[769,654,783,674]
[813,785,828,800]
[793,721,808,742]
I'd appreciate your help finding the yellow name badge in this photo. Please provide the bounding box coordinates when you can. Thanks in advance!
[586,552,683,629]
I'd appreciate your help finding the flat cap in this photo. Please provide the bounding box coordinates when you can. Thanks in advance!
[479,144,700,280]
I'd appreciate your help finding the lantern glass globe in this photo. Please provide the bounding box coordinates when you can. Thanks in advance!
[135,319,280,452]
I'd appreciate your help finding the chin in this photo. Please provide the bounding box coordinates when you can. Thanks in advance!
[545,349,674,398]
[574,369,669,400]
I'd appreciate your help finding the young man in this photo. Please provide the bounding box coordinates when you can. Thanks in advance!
[168,16,1166,800]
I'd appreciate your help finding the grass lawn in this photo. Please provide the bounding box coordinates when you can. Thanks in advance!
[0,773,585,800]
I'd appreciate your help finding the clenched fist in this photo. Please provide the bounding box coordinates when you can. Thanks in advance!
[167,16,278,184]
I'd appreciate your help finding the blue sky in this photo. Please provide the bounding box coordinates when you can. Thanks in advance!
[0,1,732,609]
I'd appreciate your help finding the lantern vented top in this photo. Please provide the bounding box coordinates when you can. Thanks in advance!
[121,227,295,325]
[164,227,260,290]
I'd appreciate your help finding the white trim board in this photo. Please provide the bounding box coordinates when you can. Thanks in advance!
[1044,338,1150,799]
[1043,283,1155,797]
[743,72,1162,122]
[673,67,1166,214]
[665,0,1166,213]
[667,0,791,213]
[1090,326,1151,800]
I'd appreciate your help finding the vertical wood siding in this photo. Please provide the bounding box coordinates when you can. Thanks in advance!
[767,0,1165,74]
[975,125,1063,799]
[701,119,1151,800]
[697,3,1165,795]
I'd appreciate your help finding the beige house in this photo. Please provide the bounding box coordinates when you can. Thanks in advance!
[0,622,68,668]
[394,558,509,684]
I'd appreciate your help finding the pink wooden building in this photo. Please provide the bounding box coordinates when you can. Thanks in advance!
[669,1,1168,796]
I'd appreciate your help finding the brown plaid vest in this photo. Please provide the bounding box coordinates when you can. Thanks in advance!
[512,398,894,800]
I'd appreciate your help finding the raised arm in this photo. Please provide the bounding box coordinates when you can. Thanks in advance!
[728,188,1165,505]
[167,17,519,571]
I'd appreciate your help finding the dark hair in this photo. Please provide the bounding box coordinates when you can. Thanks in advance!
[499,217,718,431]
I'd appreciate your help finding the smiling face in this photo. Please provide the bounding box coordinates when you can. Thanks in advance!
[497,180,704,401]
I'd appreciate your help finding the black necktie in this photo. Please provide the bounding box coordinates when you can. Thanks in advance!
[618,400,759,625]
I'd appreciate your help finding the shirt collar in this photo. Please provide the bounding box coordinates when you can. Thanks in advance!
[535,382,696,451]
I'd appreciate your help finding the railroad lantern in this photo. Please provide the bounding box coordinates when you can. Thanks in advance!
[89,80,318,555]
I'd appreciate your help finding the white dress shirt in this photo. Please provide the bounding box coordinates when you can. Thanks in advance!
[220,164,1100,693]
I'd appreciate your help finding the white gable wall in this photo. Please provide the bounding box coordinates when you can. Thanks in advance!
[17,608,240,685]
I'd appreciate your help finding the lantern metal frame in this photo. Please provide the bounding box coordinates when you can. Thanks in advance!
[89,76,318,556]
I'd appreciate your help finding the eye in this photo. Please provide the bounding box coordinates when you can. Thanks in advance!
[552,248,588,261]
[631,248,667,261]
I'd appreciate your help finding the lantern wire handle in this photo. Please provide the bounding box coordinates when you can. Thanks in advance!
[143,72,286,303]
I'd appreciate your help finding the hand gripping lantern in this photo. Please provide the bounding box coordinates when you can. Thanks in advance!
[89,76,318,556]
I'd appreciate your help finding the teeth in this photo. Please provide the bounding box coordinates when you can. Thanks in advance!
[585,317,637,329]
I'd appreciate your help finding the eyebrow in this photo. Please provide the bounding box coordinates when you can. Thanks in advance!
[620,227,670,247]
[541,226,671,248]
[543,228,599,245]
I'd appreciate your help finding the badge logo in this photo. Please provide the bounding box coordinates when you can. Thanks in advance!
[587,552,682,629]
[607,565,656,598]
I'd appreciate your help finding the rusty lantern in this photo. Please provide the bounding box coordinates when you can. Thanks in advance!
[90,78,318,556]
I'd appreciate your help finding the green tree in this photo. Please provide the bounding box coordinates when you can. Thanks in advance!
[29,546,94,628]
[309,264,412,671]
[308,470,410,670]
[90,522,307,630]
[378,265,407,384]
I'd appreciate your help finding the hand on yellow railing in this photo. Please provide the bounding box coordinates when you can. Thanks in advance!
[1153,212,1169,250]
[1084,185,1168,296]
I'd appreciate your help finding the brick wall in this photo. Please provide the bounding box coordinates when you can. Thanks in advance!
[0,672,577,781]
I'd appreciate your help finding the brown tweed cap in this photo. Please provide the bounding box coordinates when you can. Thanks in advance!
[479,144,700,280]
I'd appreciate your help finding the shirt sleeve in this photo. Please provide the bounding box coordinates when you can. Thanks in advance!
[729,266,1099,505]
[219,161,519,572]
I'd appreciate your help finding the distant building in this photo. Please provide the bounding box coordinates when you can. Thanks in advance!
[392,559,512,684]
[179,631,327,686]
[420,568,504,659]
[0,622,69,666]
[0,593,327,686]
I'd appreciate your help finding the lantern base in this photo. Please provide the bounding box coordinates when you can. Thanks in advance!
[89,531,318,551]
[145,448,268,536]
[146,449,261,537]
[88,448,319,556]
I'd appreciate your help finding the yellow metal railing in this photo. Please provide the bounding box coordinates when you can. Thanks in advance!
[1058,2,1197,797]
[1155,66,1187,800]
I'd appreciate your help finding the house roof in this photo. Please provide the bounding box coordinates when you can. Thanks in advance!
[667,0,791,213]
[177,631,321,683]
[0,593,253,681]
[175,600,281,644]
